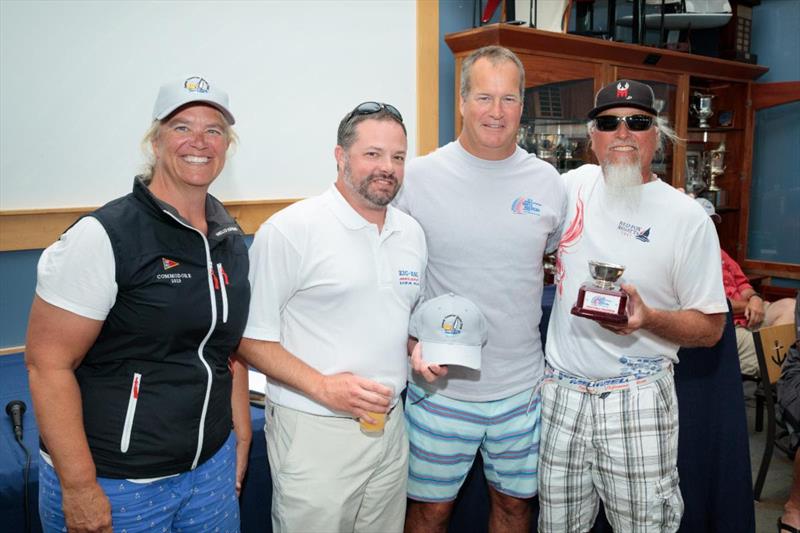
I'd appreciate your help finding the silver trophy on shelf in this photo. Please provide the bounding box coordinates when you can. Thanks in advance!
[685,151,706,195]
[691,92,715,129]
[707,140,726,191]
[704,140,727,207]
[517,123,539,153]
[562,138,578,161]
[533,133,563,165]
[517,124,529,150]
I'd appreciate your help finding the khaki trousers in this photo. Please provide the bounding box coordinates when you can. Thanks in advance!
[265,401,408,533]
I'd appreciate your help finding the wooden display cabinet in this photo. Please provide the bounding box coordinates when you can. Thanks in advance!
[445,24,798,278]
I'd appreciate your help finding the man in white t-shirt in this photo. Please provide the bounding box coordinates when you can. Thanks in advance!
[539,80,728,532]
[395,46,566,532]
[236,103,427,533]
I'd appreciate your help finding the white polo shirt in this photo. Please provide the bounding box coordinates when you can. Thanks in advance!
[244,185,427,416]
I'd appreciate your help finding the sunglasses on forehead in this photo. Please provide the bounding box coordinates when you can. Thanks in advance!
[594,114,654,132]
[346,101,403,123]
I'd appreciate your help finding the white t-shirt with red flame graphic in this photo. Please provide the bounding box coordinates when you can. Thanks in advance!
[546,164,728,380]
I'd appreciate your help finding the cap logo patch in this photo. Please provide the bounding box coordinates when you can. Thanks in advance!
[162,257,180,270]
[441,314,463,336]
[616,82,630,100]
[184,76,210,94]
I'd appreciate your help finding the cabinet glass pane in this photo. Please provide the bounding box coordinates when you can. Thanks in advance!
[519,78,594,173]
[634,80,676,183]
[747,101,800,264]
[519,78,676,180]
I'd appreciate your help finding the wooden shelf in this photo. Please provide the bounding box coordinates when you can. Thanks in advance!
[445,24,768,81]
[688,127,744,133]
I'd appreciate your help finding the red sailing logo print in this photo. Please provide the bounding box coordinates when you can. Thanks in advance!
[555,188,585,295]
[162,258,179,270]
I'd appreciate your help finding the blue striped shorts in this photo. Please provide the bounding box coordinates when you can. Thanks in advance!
[405,382,541,502]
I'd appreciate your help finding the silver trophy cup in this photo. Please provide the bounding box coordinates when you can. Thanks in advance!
[692,93,715,129]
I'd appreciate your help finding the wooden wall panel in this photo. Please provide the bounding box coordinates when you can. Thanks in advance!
[417,0,439,156]
[0,200,298,252]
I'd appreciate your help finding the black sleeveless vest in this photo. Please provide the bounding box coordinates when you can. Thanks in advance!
[52,178,250,478]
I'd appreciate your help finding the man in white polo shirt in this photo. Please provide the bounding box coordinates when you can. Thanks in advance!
[237,102,427,533]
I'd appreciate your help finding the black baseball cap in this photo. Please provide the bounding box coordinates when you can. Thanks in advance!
[588,79,657,119]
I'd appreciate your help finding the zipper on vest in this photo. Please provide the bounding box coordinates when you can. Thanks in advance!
[120,373,142,453]
[162,210,216,470]
[216,263,229,323]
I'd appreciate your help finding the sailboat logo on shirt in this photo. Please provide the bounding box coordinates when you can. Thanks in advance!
[162,258,180,270]
[511,197,541,215]
[617,221,651,243]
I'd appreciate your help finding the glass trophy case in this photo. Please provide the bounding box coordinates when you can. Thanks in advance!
[518,79,593,173]
[684,77,747,212]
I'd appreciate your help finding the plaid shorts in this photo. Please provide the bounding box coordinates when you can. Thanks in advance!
[538,368,683,533]
[405,382,541,502]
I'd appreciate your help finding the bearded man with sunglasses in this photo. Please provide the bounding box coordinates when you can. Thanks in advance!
[538,79,728,532]
[238,102,426,532]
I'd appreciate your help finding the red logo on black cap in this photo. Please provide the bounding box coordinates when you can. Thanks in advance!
[616,82,630,99]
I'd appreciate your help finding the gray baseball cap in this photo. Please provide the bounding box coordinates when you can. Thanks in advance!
[409,293,488,370]
[152,76,235,125]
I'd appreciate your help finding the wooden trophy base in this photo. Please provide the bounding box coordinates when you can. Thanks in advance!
[571,284,628,324]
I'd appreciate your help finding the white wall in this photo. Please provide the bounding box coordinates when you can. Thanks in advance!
[0,0,417,209]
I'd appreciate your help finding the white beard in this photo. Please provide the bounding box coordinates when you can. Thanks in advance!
[602,161,643,211]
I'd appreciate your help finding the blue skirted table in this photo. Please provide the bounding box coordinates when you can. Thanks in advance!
[0,289,754,532]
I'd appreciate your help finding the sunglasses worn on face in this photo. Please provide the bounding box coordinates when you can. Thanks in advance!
[345,101,403,124]
[594,114,654,132]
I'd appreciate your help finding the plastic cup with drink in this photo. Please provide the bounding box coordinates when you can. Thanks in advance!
[359,380,395,436]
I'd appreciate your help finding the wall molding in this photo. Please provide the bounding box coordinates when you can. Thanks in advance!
[0,199,299,252]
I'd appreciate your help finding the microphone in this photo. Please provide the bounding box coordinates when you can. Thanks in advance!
[5,400,26,441]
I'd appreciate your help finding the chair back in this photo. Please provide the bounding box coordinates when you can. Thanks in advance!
[754,323,797,385]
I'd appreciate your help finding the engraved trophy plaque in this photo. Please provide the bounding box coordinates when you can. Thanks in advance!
[691,92,715,129]
[571,260,628,324]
